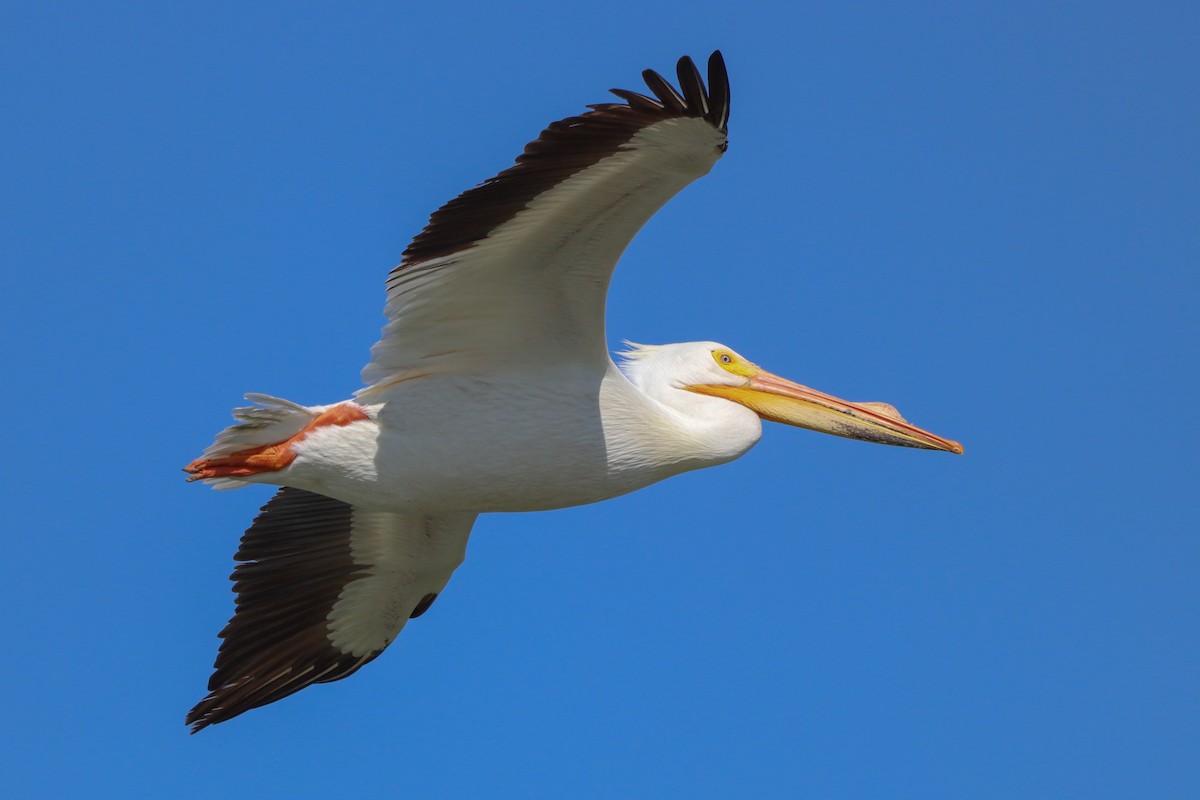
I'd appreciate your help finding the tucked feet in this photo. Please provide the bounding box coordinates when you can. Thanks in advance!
[185,400,370,482]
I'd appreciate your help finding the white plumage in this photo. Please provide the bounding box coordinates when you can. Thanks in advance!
[184,52,960,731]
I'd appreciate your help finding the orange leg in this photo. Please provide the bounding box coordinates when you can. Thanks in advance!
[184,403,369,481]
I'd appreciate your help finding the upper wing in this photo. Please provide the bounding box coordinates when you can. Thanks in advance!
[359,52,730,397]
[187,488,476,731]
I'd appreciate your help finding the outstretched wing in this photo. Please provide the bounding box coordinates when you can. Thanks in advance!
[360,52,731,397]
[187,488,476,731]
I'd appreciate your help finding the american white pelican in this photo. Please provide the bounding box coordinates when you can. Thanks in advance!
[184,52,962,731]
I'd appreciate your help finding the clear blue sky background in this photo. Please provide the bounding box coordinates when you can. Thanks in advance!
[2,2,1196,797]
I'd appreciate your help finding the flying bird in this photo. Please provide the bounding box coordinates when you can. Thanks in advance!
[184,51,962,731]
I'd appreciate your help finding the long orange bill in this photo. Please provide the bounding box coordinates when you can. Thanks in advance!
[688,370,964,454]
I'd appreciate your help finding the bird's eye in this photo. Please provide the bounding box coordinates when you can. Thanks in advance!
[712,349,744,372]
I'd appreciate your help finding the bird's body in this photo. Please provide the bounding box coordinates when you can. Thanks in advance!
[231,351,762,515]
[185,53,961,731]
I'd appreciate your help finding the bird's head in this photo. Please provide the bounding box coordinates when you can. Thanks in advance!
[621,341,963,454]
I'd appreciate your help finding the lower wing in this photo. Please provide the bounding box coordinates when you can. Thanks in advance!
[187,488,476,731]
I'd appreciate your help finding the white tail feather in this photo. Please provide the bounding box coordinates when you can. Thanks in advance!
[197,394,321,489]
[202,394,318,459]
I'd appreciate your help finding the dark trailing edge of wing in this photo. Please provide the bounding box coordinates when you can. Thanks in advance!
[186,488,380,732]
[396,51,730,268]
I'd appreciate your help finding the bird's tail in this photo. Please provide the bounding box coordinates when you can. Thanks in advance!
[183,394,321,489]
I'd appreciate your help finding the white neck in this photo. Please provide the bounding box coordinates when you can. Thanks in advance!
[601,361,763,481]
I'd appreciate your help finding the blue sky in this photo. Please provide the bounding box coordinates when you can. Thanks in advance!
[3,1,1197,796]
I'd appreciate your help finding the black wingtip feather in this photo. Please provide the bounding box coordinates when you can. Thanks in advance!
[706,50,730,130]
[641,67,688,114]
[676,55,709,119]
[608,87,666,114]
